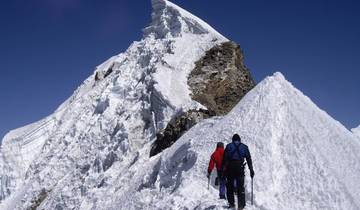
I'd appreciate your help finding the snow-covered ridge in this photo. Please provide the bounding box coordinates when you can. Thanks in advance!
[130,72,360,209]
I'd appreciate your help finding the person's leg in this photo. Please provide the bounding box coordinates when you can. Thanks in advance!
[219,176,226,199]
[226,176,235,207]
[233,179,237,195]
[237,175,245,209]
[217,170,226,199]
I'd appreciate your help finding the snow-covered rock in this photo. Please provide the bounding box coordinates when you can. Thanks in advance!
[352,125,360,139]
[1,0,360,210]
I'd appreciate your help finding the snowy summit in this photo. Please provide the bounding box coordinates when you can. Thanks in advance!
[1,0,360,210]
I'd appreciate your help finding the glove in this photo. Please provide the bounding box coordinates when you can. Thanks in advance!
[207,172,211,179]
[214,177,219,186]
[250,170,255,178]
[217,170,223,178]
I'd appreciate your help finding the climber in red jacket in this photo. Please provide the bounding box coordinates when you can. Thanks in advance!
[207,142,226,199]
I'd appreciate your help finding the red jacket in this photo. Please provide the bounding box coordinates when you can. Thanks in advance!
[208,147,224,174]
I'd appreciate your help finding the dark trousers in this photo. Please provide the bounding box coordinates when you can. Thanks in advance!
[226,174,245,208]
[217,170,226,198]
[225,161,246,208]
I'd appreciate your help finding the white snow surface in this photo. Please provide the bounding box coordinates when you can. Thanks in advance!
[1,0,360,209]
[351,125,360,139]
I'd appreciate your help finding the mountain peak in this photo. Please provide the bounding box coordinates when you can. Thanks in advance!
[272,71,286,81]
[231,71,319,120]
[144,0,226,40]
[3,0,359,209]
[253,71,292,94]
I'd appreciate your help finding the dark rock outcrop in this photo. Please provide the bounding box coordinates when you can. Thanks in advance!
[150,41,255,157]
[150,109,214,156]
[29,189,48,210]
[95,63,114,81]
[188,41,255,115]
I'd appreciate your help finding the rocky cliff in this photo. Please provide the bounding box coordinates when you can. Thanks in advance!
[151,41,255,156]
[189,41,255,115]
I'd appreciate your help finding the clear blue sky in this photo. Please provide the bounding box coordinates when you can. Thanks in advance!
[1,0,359,140]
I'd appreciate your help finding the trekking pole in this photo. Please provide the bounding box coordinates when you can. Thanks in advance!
[251,177,254,205]
[207,176,210,190]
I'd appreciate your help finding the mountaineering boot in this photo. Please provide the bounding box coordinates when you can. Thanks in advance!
[228,204,235,209]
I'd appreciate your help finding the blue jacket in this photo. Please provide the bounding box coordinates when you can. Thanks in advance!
[222,141,253,173]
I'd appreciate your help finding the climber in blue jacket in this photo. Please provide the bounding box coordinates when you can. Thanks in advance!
[220,134,254,210]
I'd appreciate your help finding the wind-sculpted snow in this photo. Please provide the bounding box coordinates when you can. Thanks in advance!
[0,113,62,200]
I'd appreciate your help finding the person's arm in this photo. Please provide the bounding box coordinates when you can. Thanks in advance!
[220,146,228,176]
[208,154,215,175]
[245,146,254,178]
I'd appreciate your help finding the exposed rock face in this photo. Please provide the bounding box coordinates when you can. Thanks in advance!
[151,41,255,156]
[95,63,114,81]
[150,109,214,156]
[29,189,48,210]
[188,41,256,115]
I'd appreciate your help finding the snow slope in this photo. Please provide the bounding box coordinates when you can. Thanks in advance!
[0,109,66,200]
[351,125,360,139]
[1,0,360,209]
